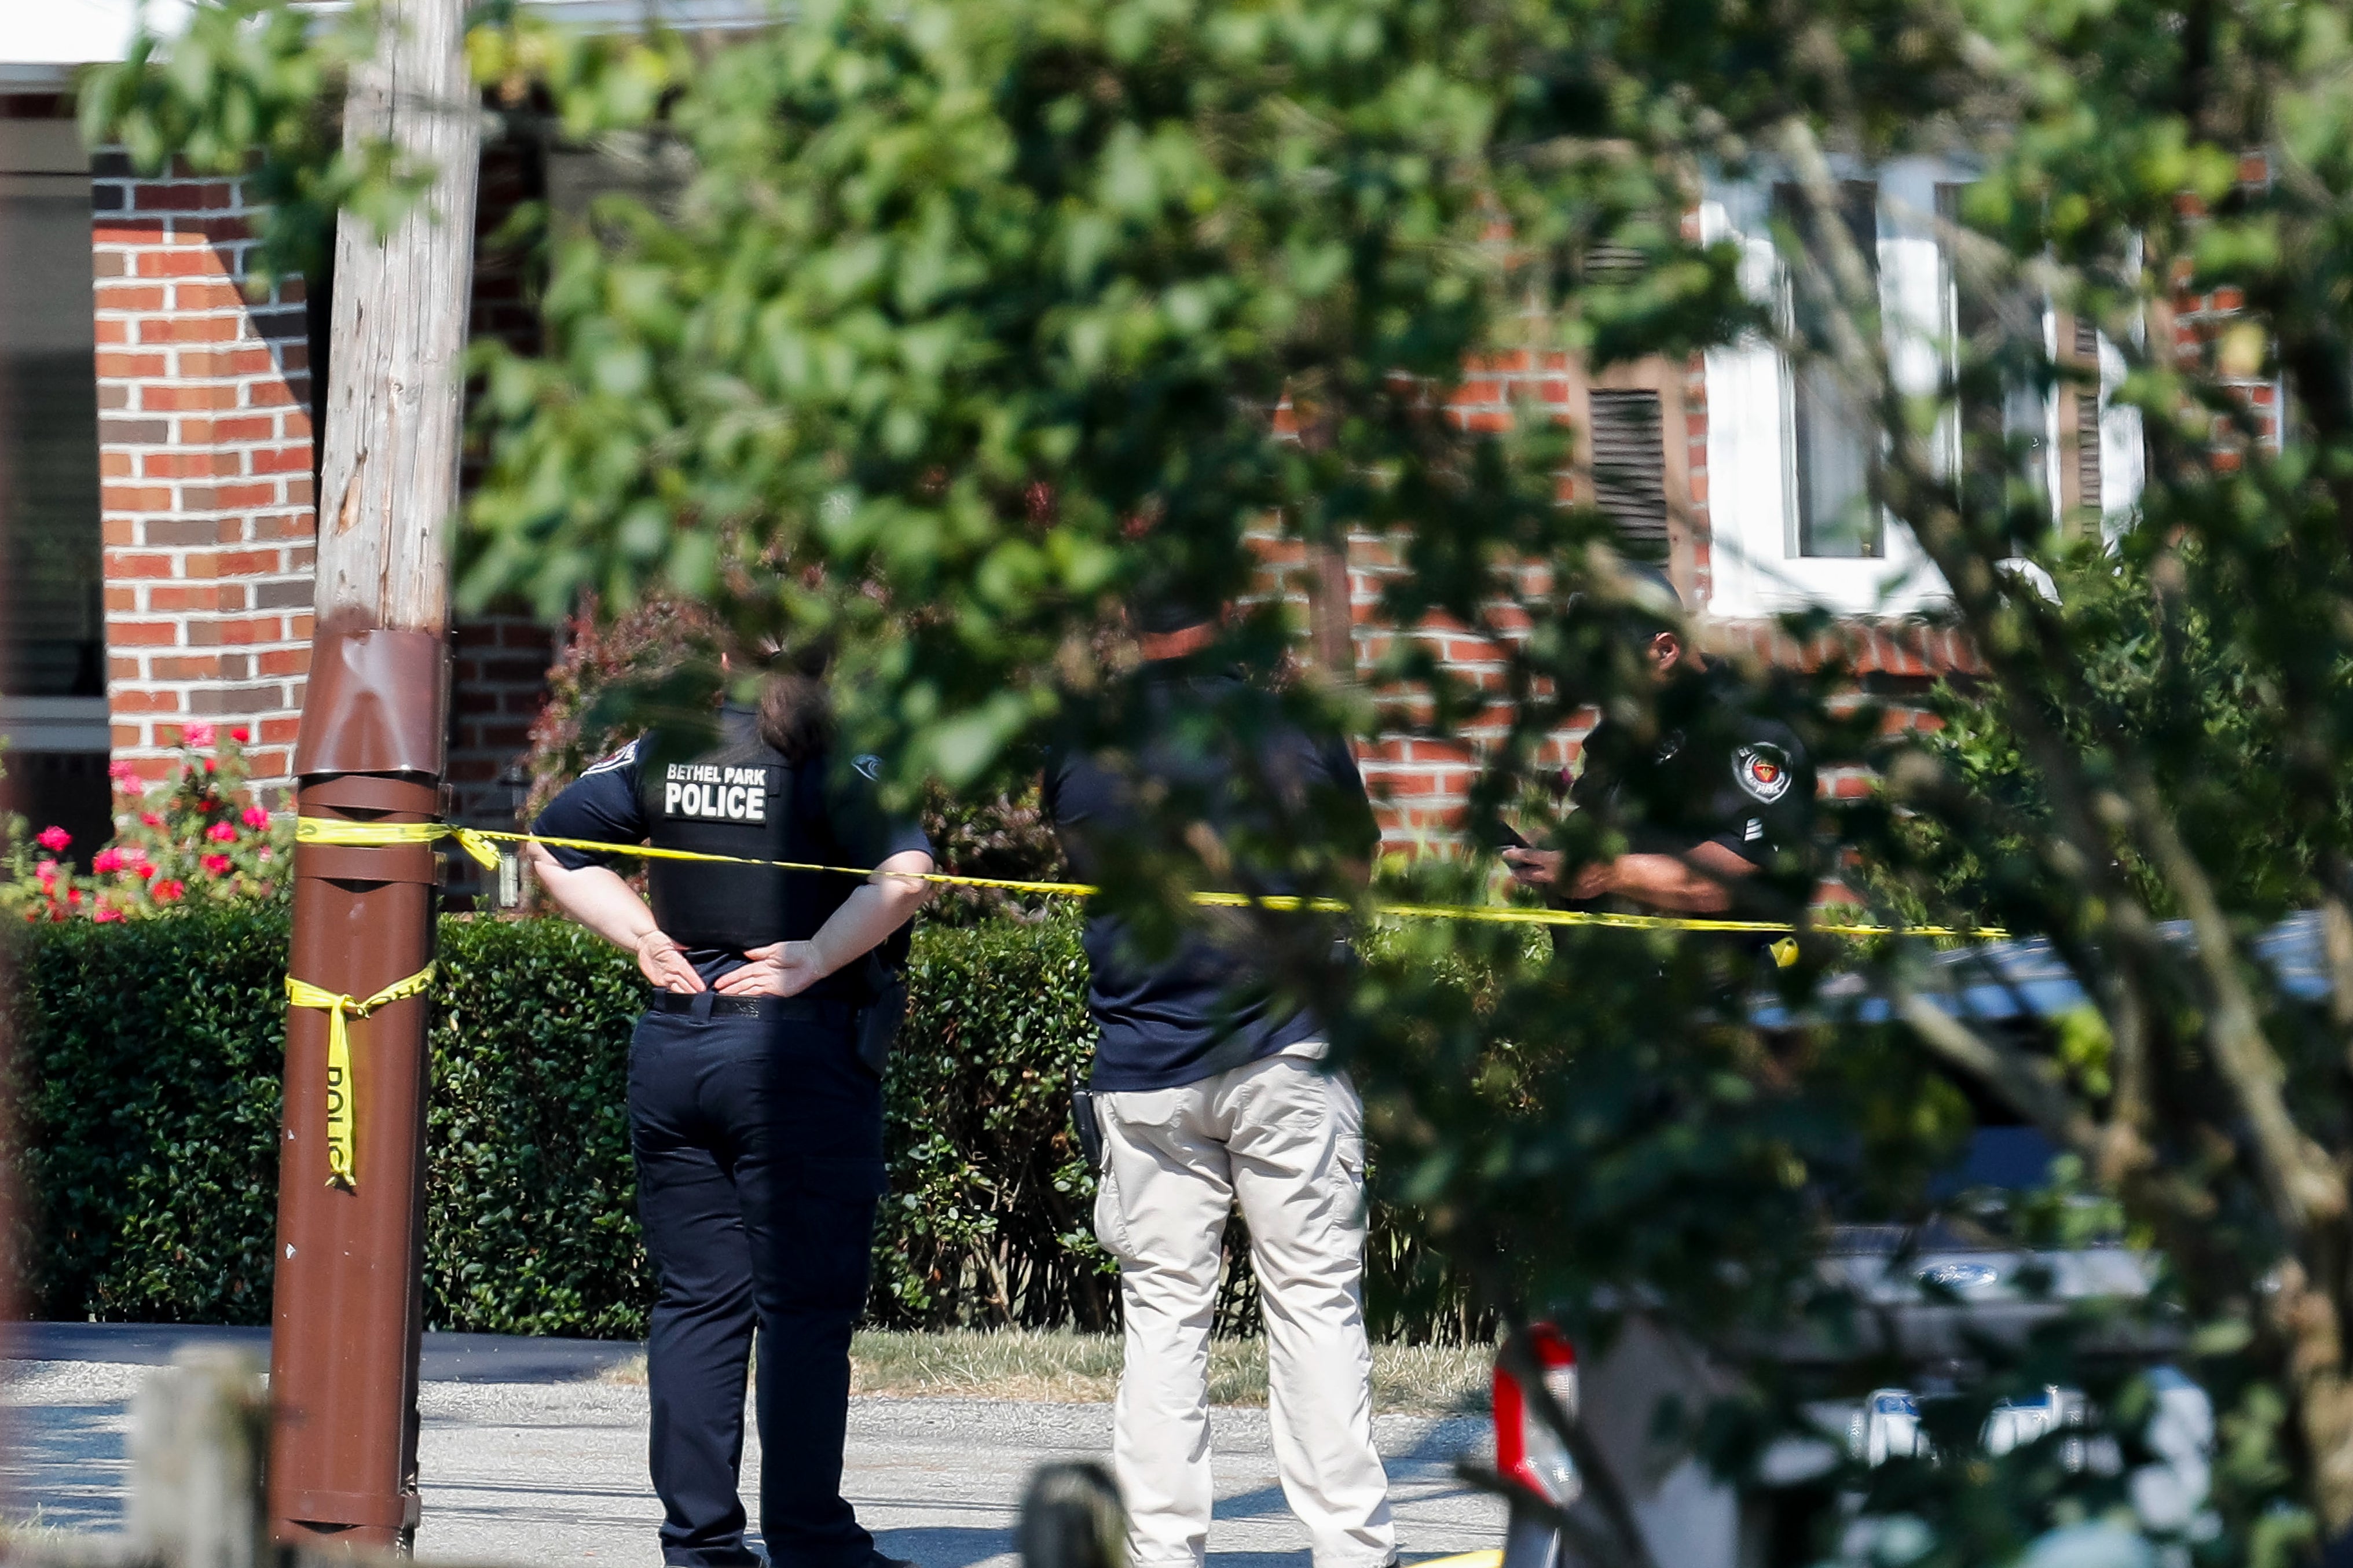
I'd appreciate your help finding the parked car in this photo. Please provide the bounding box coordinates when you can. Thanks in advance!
[1476,911,2322,1567]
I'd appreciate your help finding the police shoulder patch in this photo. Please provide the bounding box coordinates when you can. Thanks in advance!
[581,738,640,777]
[852,753,884,782]
[1732,742,1793,804]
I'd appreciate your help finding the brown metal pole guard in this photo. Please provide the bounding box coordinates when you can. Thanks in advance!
[267,626,449,1551]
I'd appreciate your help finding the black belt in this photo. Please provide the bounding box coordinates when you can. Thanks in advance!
[649,992,858,1026]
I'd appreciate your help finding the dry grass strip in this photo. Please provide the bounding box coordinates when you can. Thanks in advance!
[600,1328,1493,1415]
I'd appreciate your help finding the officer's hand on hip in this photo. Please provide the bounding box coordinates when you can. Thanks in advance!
[712,941,826,998]
[636,930,706,993]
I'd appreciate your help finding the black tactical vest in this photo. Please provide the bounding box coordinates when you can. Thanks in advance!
[636,728,798,953]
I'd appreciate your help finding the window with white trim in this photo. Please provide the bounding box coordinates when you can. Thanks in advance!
[1701,160,2144,618]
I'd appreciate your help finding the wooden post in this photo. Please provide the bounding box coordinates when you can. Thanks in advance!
[266,0,479,1551]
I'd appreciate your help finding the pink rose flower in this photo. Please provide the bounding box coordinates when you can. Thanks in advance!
[181,723,215,747]
[108,760,141,788]
[230,726,250,744]
[200,854,232,876]
[241,806,269,829]
[152,879,185,903]
[92,847,123,874]
[206,821,236,842]
[93,904,122,924]
[34,860,58,886]
[35,825,69,852]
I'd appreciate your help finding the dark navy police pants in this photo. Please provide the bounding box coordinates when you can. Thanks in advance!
[627,992,889,1568]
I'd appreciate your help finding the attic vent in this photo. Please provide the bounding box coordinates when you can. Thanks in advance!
[1588,389,1669,544]
[1583,243,1648,285]
[2074,318,2102,513]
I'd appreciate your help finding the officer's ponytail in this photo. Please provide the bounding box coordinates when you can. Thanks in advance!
[757,668,833,763]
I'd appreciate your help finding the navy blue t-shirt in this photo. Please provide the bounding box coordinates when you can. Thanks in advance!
[1044,665,1376,1092]
[534,706,932,993]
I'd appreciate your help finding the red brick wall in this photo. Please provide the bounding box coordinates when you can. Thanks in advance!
[83,135,558,828]
[90,153,314,796]
[1285,341,1974,851]
[445,134,555,831]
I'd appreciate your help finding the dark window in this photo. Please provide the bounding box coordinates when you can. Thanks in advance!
[1,167,103,699]
[1588,389,1669,546]
[1938,181,2062,543]
[1775,181,1883,559]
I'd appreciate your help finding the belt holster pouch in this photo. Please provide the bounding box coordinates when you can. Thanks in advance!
[855,967,908,1078]
[1071,1086,1105,1176]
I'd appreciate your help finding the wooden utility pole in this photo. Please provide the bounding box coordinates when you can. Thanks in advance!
[268,0,479,1549]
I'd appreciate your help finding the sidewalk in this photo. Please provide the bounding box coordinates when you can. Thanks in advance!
[2,1324,1502,1568]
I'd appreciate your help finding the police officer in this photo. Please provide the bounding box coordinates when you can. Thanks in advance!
[526,655,934,1568]
[1503,563,1816,948]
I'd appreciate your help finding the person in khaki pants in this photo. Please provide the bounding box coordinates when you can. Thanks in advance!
[1045,597,1395,1568]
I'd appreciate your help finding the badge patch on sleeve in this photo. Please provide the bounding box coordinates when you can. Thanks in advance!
[581,738,639,777]
[1733,743,1793,804]
[852,754,884,782]
[661,763,772,822]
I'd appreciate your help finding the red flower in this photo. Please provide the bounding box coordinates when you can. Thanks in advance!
[141,812,165,828]
[92,847,123,874]
[200,854,232,876]
[65,887,82,906]
[35,825,69,852]
[230,726,250,744]
[135,861,157,880]
[203,759,217,774]
[93,904,122,924]
[181,723,215,748]
[206,821,236,843]
[152,879,185,903]
[241,806,269,829]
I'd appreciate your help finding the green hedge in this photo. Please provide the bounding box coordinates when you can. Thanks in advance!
[3,908,1122,1334]
[3,907,1465,1339]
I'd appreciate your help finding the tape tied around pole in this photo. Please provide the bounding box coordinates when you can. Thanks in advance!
[284,965,436,1190]
[290,817,2004,940]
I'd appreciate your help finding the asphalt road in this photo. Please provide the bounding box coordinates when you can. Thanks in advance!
[1,1326,1502,1568]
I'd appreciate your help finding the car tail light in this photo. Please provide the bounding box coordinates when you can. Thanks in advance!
[1493,1323,1582,1508]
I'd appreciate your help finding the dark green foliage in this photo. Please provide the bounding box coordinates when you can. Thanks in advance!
[2,907,1482,1341]
[876,912,1106,1327]
[6,909,288,1323]
[1879,546,2347,928]
[424,915,651,1336]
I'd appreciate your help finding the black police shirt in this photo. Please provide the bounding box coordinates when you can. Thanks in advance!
[534,704,933,996]
[1044,663,1378,1093]
[1565,661,1816,917]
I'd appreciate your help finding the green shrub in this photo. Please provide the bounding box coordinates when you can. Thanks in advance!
[424,916,650,1336]
[879,913,1108,1328]
[6,909,288,1322]
[2,905,1478,1340]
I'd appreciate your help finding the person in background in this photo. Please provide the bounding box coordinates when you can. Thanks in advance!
[526,651,934,1568]
[1044,597,1397,1568]
[1502,562,1816,949]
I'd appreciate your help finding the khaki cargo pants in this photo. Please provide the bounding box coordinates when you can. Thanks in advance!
[1092,1049,1397,1568]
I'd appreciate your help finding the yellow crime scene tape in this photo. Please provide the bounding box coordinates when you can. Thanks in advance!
[285,965,437,1189]
[283,816,2006,1188]
[290,815,2005,938]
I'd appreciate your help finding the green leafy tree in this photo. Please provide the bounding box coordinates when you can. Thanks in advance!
[90,0,2353,1558]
